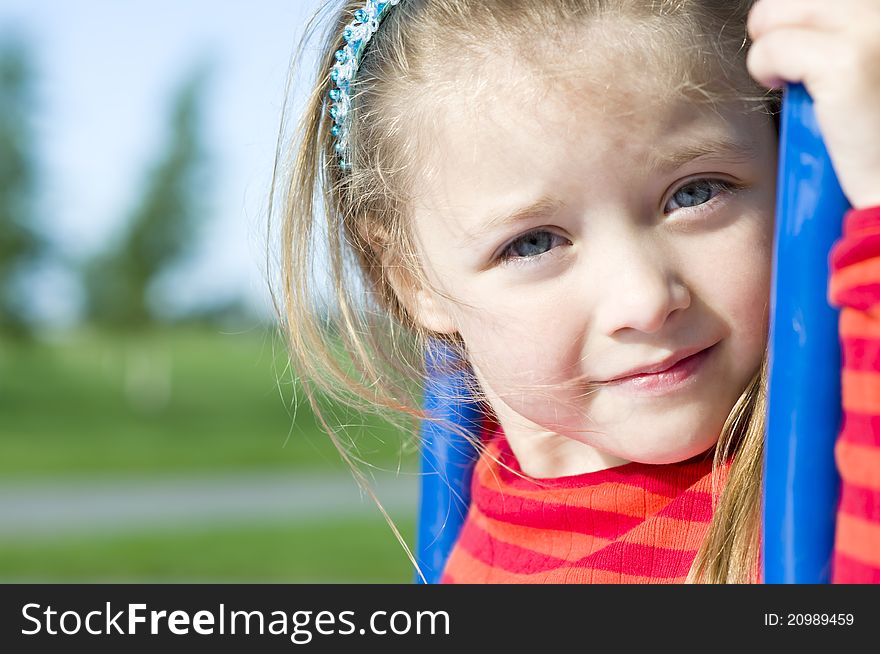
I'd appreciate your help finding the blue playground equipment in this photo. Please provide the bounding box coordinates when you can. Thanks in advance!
[764,83,849,583]
[415,339,484,583]
[415,83,850,584]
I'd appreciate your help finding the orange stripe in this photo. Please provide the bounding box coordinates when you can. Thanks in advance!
[828,257,880,302]
[542,566,658,583]
[841,369,880,415]
[621,515,711,551]
[834,513,880,568]
[840,308,880,339]
[470,506,609,559]
[442,547,546,584]
[558,567,679,584]
[468,508,709,576]
[443,547,685,583]
[835,441,880,490]
[475,453,678,518]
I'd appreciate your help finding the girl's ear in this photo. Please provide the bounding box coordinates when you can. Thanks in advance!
[409,287,458,336]
[384,257,458,336]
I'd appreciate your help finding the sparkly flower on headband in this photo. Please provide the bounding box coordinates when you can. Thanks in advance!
[328,0,401,170]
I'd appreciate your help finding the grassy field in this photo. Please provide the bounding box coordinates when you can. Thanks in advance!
[0,327,420,477]
[0,327,425,582]
[0,516,418,583]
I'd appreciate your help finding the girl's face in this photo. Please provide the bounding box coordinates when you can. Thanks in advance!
[403,64,778,477]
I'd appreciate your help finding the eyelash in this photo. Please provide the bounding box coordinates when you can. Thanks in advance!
[496,177,743,268]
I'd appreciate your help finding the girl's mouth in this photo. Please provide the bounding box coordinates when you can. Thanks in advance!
[605,343,718,397]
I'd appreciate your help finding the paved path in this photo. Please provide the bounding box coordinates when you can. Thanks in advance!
[0,470,421,539]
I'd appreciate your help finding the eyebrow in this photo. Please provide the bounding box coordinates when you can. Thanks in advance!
[646,136,760,172]
[466,196,564,244]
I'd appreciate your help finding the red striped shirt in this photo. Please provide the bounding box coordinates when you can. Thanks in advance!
[442,205,880,584]
[440,421,727,583]
[830,205,880,582]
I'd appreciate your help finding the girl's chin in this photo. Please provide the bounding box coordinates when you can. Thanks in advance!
[552,427,719,463]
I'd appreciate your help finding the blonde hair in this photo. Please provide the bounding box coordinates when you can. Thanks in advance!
[270,0,780,583]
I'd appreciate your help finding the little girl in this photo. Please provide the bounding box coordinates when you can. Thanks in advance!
[274,0,880,583]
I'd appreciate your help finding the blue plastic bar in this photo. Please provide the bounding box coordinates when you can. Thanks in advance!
[415,338,482,584]
[764,83,848,583]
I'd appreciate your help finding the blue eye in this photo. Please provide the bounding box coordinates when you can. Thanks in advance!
[497,230,569,267]
[665,178,739,213]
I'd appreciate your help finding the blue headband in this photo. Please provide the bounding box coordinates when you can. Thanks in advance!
[328,0,402,170]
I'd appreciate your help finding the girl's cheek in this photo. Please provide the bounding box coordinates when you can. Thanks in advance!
[466,317,572,399]
[720,231,773,362]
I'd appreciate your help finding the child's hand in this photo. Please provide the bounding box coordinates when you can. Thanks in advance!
[747,0,880,209]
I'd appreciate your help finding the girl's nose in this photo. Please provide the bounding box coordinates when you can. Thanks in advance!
[592,237,691,336]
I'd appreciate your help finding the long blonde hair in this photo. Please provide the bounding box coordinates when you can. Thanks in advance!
[270,0,780,583]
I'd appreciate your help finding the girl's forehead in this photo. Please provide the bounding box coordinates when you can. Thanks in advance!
[419,72,756,186]
[417,38,741,174]
[432,15,714,117]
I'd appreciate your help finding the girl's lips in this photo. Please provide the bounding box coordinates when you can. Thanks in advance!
[604,343,717,396]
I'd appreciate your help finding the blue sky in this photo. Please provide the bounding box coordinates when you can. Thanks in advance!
[0,0,329,325]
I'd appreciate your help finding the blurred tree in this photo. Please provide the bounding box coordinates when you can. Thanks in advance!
[85,63,213,329]
[0,33,41,338]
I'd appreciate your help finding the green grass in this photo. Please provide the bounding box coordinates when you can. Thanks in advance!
[0,328,419,478]
[0,328,426,582]
[0,516,418,583]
